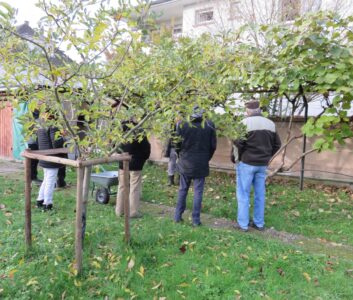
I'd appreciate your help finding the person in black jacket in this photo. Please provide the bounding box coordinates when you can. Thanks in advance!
[27,109,42,185]
[174,106,217,226]
[232,100,281,232]
[115,123,151,218]
[36,113,64,210]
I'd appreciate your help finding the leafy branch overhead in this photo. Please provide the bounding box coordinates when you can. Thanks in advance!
[0,1,352,161]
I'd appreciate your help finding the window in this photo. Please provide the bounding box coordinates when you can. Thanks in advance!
[281,0,301,21]
[173,25,182,37]
[229,1,242,20]
[195,8,214,25]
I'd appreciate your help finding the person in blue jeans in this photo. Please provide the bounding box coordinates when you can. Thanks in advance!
[232,100,281,232]
[174,106,217,226]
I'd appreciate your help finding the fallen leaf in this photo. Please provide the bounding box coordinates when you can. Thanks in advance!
[292,210,300,217]
[240,254,249,260]
[127,258,135,270]
[179,244,186,254]
[277,268,285,276]
[151,281,162,290]
[137,265,145,278]
[74,279,81,287]
[0,204,5,210]
[178,283,190,287]
[303,272,311,282]
[314,277,320,286]
[26,278,39,286]
[91,261,101,269]
[8,269,17,279]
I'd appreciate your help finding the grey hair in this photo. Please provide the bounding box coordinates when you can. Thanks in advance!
[246,108,261,116]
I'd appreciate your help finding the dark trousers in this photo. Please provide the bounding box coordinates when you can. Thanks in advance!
[28,143,38,180]
[174,174,205,225]
[57,166,66,187]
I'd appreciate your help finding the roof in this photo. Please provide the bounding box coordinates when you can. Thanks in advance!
[0,22,77,91]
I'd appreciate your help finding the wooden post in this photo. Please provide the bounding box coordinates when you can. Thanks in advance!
[74,166,85,274]
[123,160,130,243]
[81,166,92,245]
[24,157,32,248]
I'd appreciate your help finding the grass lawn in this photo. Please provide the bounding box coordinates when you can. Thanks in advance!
[144,163,353,246]
[0,163,353,299]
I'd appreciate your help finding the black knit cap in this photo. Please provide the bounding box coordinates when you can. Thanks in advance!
[245,100,260,109]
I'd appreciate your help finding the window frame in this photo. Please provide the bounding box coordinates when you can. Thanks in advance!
[194,7,215,26]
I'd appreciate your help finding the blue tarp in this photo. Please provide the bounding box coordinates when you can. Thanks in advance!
[12,103,28,160]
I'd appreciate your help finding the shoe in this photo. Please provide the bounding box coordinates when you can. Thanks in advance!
[36,200,44,208]
[192,222,202,227]
[130,212,143,218]
[174,218,184,223]
[233,223,248,232]
[32,179,43,186]
[249,221,265,231]
[55,182,68,189]
[43,204,53,211]
[167,175,175,186]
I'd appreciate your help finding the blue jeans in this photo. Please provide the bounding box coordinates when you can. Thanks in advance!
[236,162,267,230]
[174,174,205,225]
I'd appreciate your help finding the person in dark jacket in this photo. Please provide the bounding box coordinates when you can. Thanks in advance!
[233,100,281,232]
[27,109,41,185]
[174,106,217,226]
[115,124,151,218]
[36,114,64,210]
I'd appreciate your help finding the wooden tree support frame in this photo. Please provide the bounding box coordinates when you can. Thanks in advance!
[22,148,131,274]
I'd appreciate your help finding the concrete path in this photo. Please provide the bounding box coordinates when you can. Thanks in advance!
[0,160,23,175]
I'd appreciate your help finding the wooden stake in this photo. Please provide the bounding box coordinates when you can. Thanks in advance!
[81,166,92,245]
[74,166,84,274]
[123,160,130,243]
[24,157,32,248]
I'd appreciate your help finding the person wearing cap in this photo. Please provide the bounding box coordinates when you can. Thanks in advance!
[174,106,217,226]
[232,100,281,232]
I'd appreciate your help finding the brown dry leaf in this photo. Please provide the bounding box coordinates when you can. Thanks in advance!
[303,272,311,282]
[328,198,336,203]
[277,268,285,276]
[179,244,186,254]
[4,212,12,217]
[240,254,249,260]
[8,269,17,279]
[314,277,320,286]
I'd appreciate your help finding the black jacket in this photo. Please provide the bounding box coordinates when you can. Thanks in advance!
[234,115,281,166]
[37,126,64,168]
[176,118,217,178]
[119,137,151,171]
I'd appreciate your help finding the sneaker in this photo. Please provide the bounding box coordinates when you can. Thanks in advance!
[249,221,265,231]
[233,223,248,232]
[192,222,202,227]
[43,204,53,211]
[36,200,44,208]
[174,218,184,223]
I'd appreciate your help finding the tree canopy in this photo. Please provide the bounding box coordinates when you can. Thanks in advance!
[0,1,352,164]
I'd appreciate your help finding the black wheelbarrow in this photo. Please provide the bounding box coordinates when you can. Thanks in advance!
[91,171,119,204]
